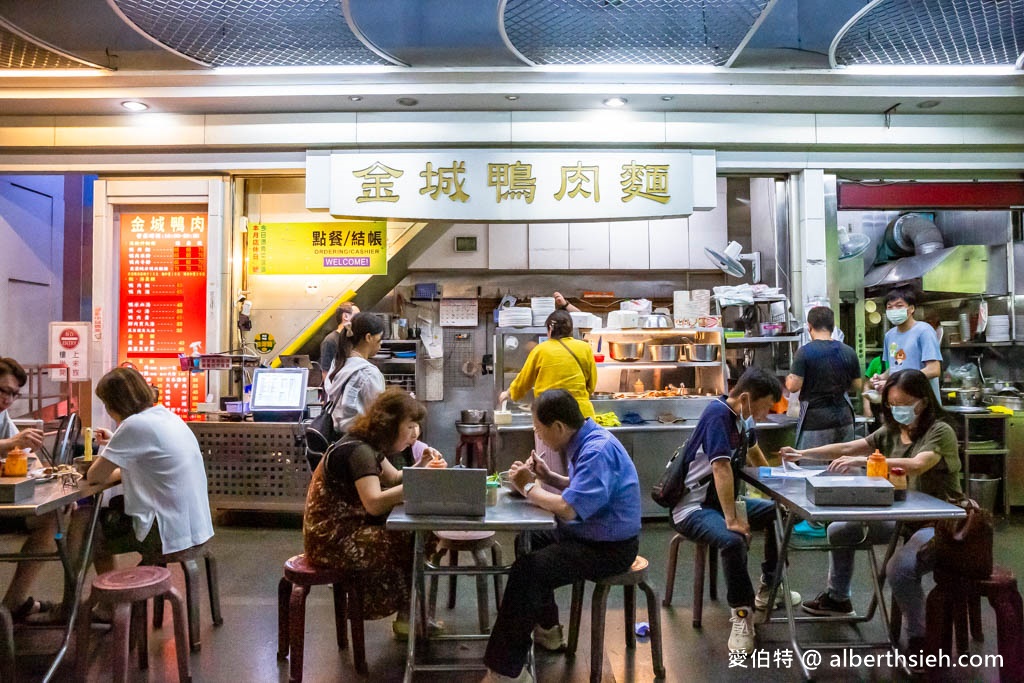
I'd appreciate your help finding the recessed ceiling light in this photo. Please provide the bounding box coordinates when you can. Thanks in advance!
[603,97,628,108]
[661,96,674,101]
[916,100,942,109]
[349,95,363,102]
[505,95,520,101]
[396,97,418,107]
[121,101,149,112]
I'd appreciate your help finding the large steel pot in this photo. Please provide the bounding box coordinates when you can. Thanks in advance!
[985,395,1024,411]
[608,340,648,362]
[686,344,720,362]
[460,409,487,424]
[647,344,685,362]
[956,388,982,407]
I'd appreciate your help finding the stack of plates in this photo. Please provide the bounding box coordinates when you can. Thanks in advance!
[988,315,1010,342]
[531,296,556,326]
[498,307,533,327]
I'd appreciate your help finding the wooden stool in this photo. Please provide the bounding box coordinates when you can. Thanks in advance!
[567,556,666,683]
[662,533,718,627]
[278,554,367,682]
[146,541,223,652]
[428,531,503,633]
[455,433,489,469]
[925,565,1024,682]
[75,566,190,683]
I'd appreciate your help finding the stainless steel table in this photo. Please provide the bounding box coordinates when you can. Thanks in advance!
[387,489,557,682]
[0,476,114,682]
[740,467,966,680]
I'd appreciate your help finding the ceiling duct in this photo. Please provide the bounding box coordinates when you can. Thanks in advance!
[864,244,1007,295]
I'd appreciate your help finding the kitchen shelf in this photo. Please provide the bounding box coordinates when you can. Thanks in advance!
[726,336,801,345]
[595,361,721,369]
[372,358,416,365]
[589,327,721,335]
[963,448,1009,455]
[948,342,1018,348]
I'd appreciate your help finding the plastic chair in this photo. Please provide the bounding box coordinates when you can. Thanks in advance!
[662,533,718,627]
[147,541,223,652]
[428,531,503,633]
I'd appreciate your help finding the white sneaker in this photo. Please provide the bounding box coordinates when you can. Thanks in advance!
[728,606,756,653]
[532,623,565,651]
[482,667,534,682]
[754,578,802,611]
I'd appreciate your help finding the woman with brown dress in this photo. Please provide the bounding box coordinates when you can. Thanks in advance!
[303,387,444,635]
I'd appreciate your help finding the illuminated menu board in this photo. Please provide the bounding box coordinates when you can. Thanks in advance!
[117,211,208,419]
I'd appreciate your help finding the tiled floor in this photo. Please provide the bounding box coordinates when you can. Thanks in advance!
[4,511,1022,682]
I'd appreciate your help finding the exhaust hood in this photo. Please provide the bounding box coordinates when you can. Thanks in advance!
[863,245,1007,295]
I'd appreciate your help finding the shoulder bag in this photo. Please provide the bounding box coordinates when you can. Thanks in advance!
[555,338,592,388]
[932,498,993,580]
[304,373,356,455]
[650,436,695,509]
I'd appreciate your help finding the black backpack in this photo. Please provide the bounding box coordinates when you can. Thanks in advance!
[650,436,697,509]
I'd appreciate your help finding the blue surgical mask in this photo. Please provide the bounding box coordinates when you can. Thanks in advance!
[886,307,909,325]
[891,402,919,425]
[742,396,756,433]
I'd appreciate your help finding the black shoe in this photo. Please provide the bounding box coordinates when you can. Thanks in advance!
[801,591,855,617]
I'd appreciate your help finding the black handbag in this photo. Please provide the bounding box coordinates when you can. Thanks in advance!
[932,498,993,580]
[651,437,695,509]
[304,374,355,455]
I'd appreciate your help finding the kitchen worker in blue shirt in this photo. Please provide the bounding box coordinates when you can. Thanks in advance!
[483,388,641,683]
[670,366,800,655]
[869,286,942,399]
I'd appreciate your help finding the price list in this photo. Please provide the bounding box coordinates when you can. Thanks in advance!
[117,211,208,419]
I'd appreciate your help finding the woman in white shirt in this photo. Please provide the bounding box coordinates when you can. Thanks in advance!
[86,367,214,563]
[327,312,387,435]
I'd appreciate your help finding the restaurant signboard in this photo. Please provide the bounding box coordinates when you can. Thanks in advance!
[249,221,387,275]
[307,150,716,222]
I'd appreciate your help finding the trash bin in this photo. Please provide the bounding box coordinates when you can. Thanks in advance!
[967,474,1000,514]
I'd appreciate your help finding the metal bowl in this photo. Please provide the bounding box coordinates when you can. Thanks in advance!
[455,422,489,436]
[647,344,685,362]
[460,409,486,424]
[608,340,648,362]
[686,344,719,362]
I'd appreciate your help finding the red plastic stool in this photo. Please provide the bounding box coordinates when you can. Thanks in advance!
[455,433,489,469]
[662,533,718,627]
[278,554,367,682]
[75,566,190,683]
[147,541,223,652]
[926,565,1024,682]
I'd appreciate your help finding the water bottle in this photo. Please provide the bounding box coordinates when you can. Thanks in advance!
[734,498,748,526]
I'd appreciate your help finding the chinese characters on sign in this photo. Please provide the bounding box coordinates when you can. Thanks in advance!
[322,151,696,221]
[49,322,90,382]
[117,211,208,419]
[249,221,388,275]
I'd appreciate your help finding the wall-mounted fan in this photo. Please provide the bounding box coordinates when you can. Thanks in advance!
[705,241,761,283]
[838,225,871,261]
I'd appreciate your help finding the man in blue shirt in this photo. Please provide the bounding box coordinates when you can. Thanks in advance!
[870,287,941,399]
[671,367,799,655]
[483,389,641,682]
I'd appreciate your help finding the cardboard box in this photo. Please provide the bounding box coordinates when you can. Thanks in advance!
[0,477,34,503]
[806,475,894,506]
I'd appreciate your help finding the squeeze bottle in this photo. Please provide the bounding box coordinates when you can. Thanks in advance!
[866,449,888,478]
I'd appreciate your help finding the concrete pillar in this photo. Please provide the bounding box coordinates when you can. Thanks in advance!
[788,169,838,324]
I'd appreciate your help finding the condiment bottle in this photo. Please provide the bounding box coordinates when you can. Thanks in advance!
[734,498,748,525]
[4,447,28,477]
[486,480,500,506]
[633,379,645,393]
[888,466,908,501]
[866,449,888,478]
[83,427,93,462]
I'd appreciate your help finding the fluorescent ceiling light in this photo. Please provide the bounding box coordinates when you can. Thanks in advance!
[121,100,149,112]
[841,64,1019,76]
[603,96,628,107]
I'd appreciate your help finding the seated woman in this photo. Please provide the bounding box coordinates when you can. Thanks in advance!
[780,369,961,649]
[303,387,444,635]
[86,367,214,565]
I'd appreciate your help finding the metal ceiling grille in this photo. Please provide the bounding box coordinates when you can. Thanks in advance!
[833,0,1024,66]
[0,24,94,69]
[109,0,389,67]
[501,0,772,66]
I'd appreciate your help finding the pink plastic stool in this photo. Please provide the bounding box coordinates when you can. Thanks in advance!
[76,565,190,683]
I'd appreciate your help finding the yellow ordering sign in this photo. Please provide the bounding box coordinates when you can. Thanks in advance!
[249,221,387,275]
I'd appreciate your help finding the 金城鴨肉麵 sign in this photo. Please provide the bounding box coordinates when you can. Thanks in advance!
[311,151,701,221]
[249,221,387,275]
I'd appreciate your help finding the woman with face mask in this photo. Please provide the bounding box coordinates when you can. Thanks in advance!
[779,369,961,651]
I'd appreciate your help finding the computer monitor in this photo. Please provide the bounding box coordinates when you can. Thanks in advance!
[250,368,309,418]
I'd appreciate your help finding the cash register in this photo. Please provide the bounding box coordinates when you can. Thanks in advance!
[250,367,309,422]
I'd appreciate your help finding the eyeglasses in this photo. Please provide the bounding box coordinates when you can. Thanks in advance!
[0,387,22,400]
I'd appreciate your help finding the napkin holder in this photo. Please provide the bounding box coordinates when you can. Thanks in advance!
[0,477,34,503]
[806,475,894,506]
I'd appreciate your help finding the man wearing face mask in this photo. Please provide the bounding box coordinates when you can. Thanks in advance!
[670,367,800,654]
[780,369,960,651]
[870,287,941,399]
